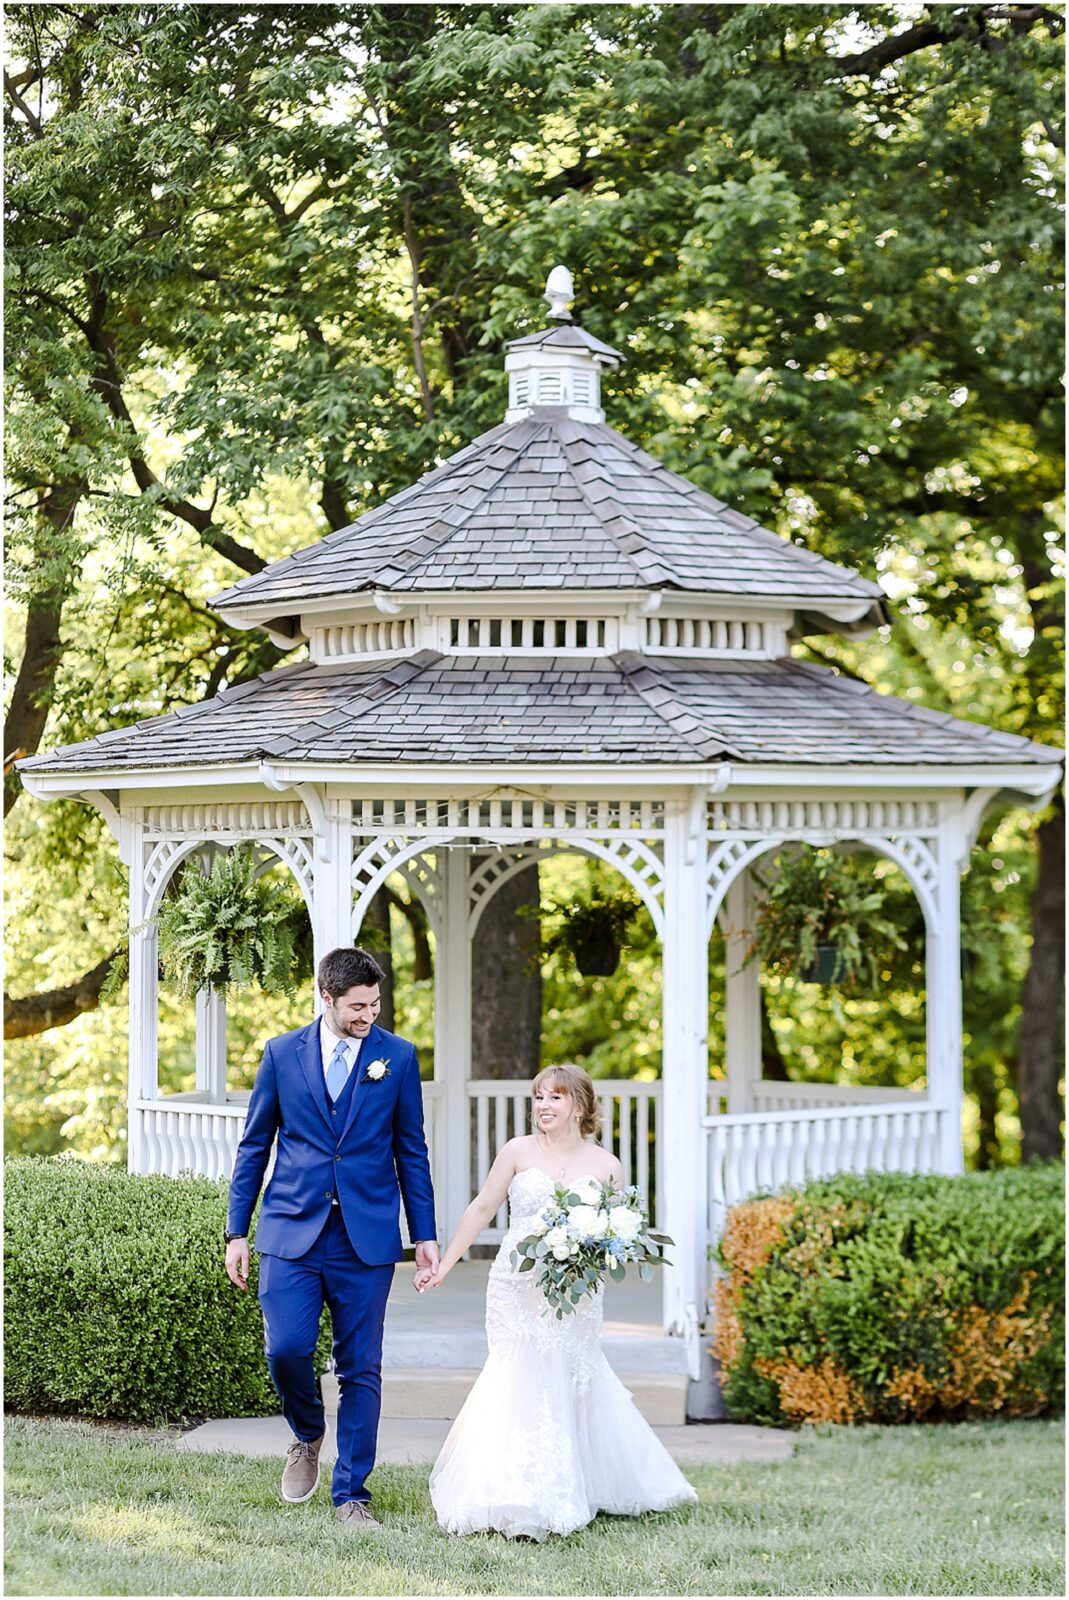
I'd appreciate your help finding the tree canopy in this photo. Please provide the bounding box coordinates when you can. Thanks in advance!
[4,2,1064,1162]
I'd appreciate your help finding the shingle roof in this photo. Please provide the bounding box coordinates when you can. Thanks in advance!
[20,653,1061,775]
[210,413,885,622]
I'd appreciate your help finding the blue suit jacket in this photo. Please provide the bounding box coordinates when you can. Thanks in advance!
[226,1019,436,1263]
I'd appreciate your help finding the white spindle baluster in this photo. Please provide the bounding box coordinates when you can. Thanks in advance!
[636,1092,650,1205]
[617,1089,633,1183]
[493,1093,508,1228]
[476,1097,489,1203]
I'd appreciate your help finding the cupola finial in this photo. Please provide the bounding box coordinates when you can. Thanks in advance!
[544,264,574,321]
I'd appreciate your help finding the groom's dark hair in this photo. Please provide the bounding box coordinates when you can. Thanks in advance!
[317,946,386,998]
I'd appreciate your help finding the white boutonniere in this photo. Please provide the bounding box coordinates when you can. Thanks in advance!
[364,1058,391,1081]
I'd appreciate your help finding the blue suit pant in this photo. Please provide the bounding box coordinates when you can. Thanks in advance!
[258,1207,394,1505]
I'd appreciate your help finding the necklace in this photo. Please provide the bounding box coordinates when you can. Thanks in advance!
[537,1130,582,1178]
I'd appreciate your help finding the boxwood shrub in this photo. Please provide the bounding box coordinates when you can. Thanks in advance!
[712,1164,1064,1427]
[4,1156,331,1424]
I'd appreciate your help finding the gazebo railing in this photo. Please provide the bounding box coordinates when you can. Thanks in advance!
[459,1078,662,1240]
[135,1096,251,1180]
[749,1080,920,1112]
[704,1098,946,1246]
[130,1080,943,1246]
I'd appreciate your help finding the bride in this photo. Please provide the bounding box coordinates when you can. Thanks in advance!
[414,1063,698,1540]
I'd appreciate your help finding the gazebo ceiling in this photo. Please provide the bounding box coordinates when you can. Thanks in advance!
[19,650,1061,778]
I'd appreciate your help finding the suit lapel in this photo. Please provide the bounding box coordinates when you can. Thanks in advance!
[339,1022,383,1143]
[297,1018,335,1135]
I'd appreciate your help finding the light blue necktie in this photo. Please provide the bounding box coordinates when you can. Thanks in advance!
[325,1039,350,1103]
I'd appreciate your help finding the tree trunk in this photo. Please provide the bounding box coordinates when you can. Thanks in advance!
[1019,800,1065,1161]
[4,481,84,814]
[4,949,120,1039]
[973,1058,1002,1170]
[360,887,395,1033]
[760,985,791,1080]
[387,887,432,980]
[471,863,542,1083]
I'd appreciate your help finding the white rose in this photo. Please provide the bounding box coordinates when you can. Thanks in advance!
[365,1059,389,1081]
[566,1203,608,1241]
[552,1243,572,1261]
[610,1207,643,1243]
[571,1177,603,1206]
[568,1204,608,1239]
[528,1214,550,1237]
[544,1227,569,1250]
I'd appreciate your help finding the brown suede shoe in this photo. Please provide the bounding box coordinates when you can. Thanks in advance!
[280,1433,324,1503]
[335,1499,382,1530]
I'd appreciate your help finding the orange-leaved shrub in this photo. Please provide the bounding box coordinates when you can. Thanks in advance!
[711,1165,1063,1427]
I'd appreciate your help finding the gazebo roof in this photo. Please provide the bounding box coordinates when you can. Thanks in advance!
[210,413,886,635]
[17,268,1063,797]
[20,651,1061,777]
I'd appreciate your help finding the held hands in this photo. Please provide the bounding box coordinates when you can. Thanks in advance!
[225,1239,250,1291]
[412,1238,442,1293]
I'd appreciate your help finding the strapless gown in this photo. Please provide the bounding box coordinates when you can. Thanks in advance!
[428,1167,698,1540]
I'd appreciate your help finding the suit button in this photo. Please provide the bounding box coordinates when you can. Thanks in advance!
[334,1153,341,1161]
[331,1108,337,1116]
[325,1191,333,1200]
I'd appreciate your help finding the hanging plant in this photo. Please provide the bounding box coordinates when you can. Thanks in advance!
[538,887,641,978]
[153,848,308,998]
[745,847,908,994]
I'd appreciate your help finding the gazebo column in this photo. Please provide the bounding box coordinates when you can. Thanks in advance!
[314,796,353,1004]
[926,807,966,1174]
[723,868,761,1114]
[660,788,709,1366]
[436,847,472,1239]
[195,987,227,1102]
[126,814,157,1174]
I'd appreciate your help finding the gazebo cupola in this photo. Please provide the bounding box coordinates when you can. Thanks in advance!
[209,264,887,672]
[503,264,622,423]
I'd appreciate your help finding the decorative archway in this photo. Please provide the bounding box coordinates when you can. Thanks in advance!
[143,833,315,922]
[706,831,939,938]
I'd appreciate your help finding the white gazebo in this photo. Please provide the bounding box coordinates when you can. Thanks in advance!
[20,267,1062,1375]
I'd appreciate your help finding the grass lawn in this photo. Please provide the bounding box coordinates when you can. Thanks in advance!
[3,1414,1064,1597]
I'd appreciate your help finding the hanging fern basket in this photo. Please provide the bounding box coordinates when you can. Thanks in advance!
[801,943,844,984]
[154,847,308,999]
[573,931,622,978]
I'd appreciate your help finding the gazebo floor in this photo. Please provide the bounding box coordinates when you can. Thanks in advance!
[382,1258,685,1373]
[370,1258,693,1422]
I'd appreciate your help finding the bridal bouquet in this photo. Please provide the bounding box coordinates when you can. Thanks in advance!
[510,1176,672,1317]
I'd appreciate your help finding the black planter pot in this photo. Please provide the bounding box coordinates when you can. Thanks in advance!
[802,943,843,983]
[573,933,622,977]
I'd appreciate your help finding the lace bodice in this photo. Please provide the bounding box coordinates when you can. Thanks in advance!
[505,1166,595,1228]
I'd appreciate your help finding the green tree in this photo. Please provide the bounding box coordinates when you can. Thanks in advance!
[4,3,1063,1160]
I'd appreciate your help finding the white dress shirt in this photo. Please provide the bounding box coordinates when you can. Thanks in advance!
[319,1017,361,1087]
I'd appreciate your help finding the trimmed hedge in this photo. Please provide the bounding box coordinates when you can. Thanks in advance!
[4,1157,331,1424]
[712,1164,1065,1427]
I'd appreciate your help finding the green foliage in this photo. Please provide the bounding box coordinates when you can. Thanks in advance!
[3,1156,331,1424]
[714,1165,1065,1427]
[150,848,308,999]
[747,847,909,992]
[4,3,1063,1165]
[537,879,641,976]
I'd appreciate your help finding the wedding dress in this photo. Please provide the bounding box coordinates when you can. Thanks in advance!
[429,1167,698,1540]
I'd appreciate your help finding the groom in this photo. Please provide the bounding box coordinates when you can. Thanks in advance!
[224,946,438,1530]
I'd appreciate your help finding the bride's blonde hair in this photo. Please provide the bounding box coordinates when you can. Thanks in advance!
[531,1063,601,1140]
